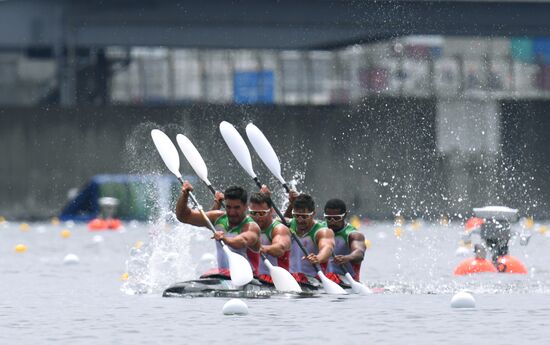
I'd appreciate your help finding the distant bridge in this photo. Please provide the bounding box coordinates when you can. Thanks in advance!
[1,0,550,51]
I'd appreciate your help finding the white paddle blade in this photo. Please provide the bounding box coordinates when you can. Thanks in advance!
[245,123,286,185]
[264,259,302,292]
[219,121,257,178]
[318,271,348,295]
[223,245,253,287]
[176,134,211,185]
[150,129,182,179]
[344,272,372,295]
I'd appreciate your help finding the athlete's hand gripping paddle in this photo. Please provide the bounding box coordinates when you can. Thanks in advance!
[246,123,371,295]
[150,129,253,287]
[175,132,301,293]
[219,121,347,295]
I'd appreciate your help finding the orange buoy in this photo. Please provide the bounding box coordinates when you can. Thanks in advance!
[454,258,497,275]
[465,217,484,231]
[88,218,122,231]
[495,255,528,274]
[107,219,122,230]
[88,218,108,231]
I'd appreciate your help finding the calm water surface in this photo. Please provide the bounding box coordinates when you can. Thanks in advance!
[1,220,549,344]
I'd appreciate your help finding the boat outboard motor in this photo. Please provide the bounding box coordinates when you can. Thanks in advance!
[473,206,518,265]
[98,197,120,219]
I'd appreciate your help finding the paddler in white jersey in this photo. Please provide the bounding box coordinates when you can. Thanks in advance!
[322,198,366,287]
[175,181,261,279]
[247,191,292,285]
[284,193,336,288]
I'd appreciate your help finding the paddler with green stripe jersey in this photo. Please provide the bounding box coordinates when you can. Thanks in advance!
[176,181,261,278]
[248,191,292,285]
[284,193,336,288]
[323,198,366,287]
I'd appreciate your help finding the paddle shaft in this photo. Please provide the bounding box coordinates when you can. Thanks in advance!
[252,177,324,272]
[206,184,226,209]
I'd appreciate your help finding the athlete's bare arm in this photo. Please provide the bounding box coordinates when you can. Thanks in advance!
[334,232,366,265]
[175,181,223,226]
[306,228,335,264]
[261,224,291,257]
[214,222,260,250]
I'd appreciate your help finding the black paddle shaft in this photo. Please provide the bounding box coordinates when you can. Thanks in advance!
[253,177,323,272]
[206,184,226,209]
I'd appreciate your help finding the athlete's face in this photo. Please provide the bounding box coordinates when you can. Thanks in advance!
[248,202,272,230]
[293,207,315,232]
[324,208,346,231]
[225,199,247,225]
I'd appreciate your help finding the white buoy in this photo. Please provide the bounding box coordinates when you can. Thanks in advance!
[63,254,80,265]
[222,299,249,315]
[200,253,216,263]
[92,235,104,244]
[451,291,476,308]
[455,246,470,257]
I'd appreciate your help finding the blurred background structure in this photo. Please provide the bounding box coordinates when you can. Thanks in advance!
[1,0,550,219]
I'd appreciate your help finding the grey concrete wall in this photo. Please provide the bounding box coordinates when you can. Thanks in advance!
[1,98,548,220]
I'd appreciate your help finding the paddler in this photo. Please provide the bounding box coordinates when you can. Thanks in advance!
[322,198,366,287]
[175,181,261,278]
[248,191,292,285]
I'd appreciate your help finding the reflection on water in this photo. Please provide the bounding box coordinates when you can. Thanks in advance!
[0,220,549,344]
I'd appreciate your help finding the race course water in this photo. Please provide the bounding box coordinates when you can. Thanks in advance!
[1,220,549,345]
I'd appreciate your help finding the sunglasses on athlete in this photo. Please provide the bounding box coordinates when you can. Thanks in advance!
[291,210,315,220]
[248,209,271,217]
[323,213,346,222]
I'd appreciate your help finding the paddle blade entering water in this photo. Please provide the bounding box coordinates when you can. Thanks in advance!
[151,129,182,179]
[223,245,253,287]
[344,272,372,295]
[245,123,286,185]
[176,134,211,185]
[318,271,348,295]
[219,121,257,179]
[264,259,302,293]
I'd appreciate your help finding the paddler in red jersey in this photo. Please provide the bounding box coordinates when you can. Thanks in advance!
[247,191,292,285]
[175,181,261,279]
[322,198,366,287]
[284,193,336,288]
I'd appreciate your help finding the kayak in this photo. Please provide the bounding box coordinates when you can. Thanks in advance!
[453,255,527,275]
[162,276,319,298]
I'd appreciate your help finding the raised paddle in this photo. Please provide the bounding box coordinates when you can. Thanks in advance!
[219,121,347,295]
[246,123,371,295]
[150,129,253,287]
[176,134,220,202]
[175,133,302,293]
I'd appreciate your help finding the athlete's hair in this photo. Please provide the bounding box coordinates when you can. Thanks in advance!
[294,194,315,212]
[249,192,271,207]
[224,186,248,204]
[324,198,347,214]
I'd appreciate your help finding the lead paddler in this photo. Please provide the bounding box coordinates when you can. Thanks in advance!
[176,181,261,279]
